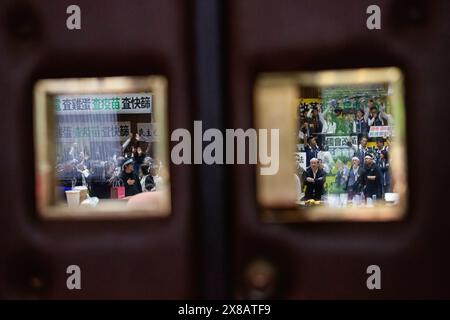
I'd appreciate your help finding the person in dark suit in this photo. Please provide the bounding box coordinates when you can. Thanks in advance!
[304,136,320,165]
[379,150,391,195]
[350,136,372,165]
[304,158,326,201]
[87,163,110,199]
[363,154,382,200]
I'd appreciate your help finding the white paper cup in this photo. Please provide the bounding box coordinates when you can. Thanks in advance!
[74,186,88,202]
[385,192,400,204]
[65,190,80,208]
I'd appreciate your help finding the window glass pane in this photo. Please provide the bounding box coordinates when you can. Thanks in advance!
[34,76,170,219]
[255,68,407,222]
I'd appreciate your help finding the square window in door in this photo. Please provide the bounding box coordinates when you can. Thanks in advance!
[34,76,171,219]
[254,68,407,222]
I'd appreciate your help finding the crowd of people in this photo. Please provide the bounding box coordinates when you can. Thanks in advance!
[295,97,395,203]
[56,132,165,200]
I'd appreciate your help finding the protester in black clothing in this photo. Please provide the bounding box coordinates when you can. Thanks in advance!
[304,158,326,201]
[379,150,391,194]
[119,159,142,197]
[133,146,146,176]
[308,106,323,147]
[304,136,320,165]
[140,163,156,192]
[87,163,110,199]
[363,154,382,199]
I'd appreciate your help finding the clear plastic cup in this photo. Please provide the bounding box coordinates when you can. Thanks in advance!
[340,193,348,207]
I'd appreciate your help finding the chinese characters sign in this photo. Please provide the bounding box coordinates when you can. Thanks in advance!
[57,122,131,142]
[137,123,159,142]
[54,94,152,114]
[368,126,394,138]
[296,152,307,170]
[325,135,358,158]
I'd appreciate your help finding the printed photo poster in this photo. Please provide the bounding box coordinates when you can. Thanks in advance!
[137,123,159,142]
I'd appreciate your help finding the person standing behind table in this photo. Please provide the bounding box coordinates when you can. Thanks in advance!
[140,163,156,192]
[119,159,142,197]
[367,105,385,127]
[132,146,146,176]
[334,107,350,134]
[295,158,305,200]
[379,150,391,195]
[317,146,334,175]
[335,160,349,191]
[304,158,326,201]
[304,136,320,165]
[345,157,365,200]
[87,163,110,199]
[353,108,369,138]
[349,136,372,165]
[362,154,382,200]
[322,113,337,134]
[373,137,387,164]
[149,163,164,191]
[306,106,324,146]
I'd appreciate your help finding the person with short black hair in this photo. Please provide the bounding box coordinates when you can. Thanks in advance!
[119,159,142,197]
[133,146,146,176]
[368,104,385,127]
[362,154,382,199]
[305,136,320,165]
[349,136,372,164]
[353,108,369,136]
[87,163,110,199]
[374,137,388,164]
[379,150,391,195]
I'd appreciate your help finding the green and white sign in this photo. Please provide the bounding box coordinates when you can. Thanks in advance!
[54,93,152,114]
[57,121,131,142]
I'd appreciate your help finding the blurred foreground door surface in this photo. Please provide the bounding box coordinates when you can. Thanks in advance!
[1,0,450,299]
[227,0,450,299]
[0,0,196,299]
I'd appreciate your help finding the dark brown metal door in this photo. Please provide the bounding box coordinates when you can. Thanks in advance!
[1,0,450,299]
